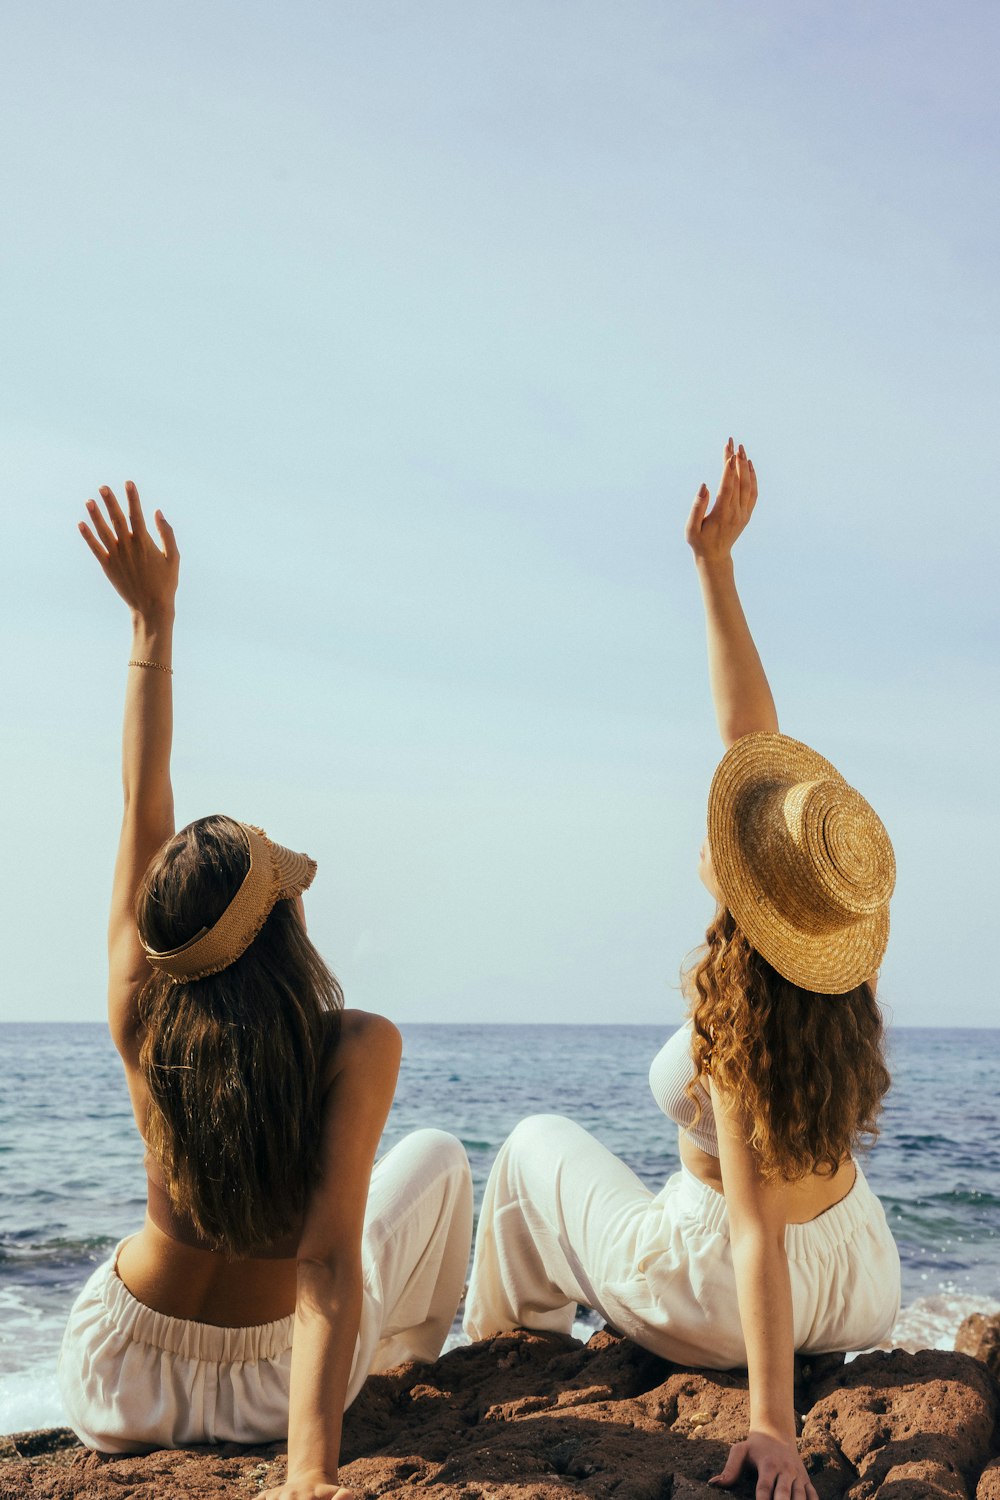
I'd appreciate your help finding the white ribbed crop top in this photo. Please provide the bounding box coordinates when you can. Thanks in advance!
[648,1021,719,1158]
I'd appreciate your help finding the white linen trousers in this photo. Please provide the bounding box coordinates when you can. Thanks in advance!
[464,1114,900,1367]
[60,1128,473,1453]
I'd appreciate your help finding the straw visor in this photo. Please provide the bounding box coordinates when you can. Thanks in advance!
[142,822,317,982]
[707,733,895,994]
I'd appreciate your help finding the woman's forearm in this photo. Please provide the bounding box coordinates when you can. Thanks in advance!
[710,1065,814,1492]
[730,1227,796,1442]
[286,1261,364,1485]
[122,607,175,826]
[696,557,778,748]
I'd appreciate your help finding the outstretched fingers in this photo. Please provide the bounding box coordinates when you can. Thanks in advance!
[78,480,180,615]
[123,480,178,564]
[78,519,111,568]
[125,480,148,539]
[99,485,131,542]
[85,482,176,561]
[85,497,118,551]
[685,482,711,543]
[154,508,179,562]
[684,437,759,563]
[716,440,739,514]
[735,444,758,513]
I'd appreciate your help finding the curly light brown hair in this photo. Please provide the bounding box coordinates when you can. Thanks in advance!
[135,815,343,1257]
[683,907,890,1182]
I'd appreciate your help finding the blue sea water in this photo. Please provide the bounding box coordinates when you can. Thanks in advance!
[2,1022,999,1435]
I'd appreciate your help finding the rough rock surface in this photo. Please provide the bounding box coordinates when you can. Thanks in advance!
[977,1458,1000,1500]
[3,1330,998,1500]
[801,1347,997,1500]
[957,1315,1000,1385]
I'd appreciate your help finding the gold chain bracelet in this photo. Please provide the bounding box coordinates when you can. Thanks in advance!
[128,658,173,675]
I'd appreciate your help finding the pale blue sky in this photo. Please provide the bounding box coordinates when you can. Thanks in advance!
[1,1,997,1024]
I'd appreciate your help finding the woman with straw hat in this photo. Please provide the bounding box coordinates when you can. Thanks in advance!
[464,440,900,1499]
[61,485,473,1500]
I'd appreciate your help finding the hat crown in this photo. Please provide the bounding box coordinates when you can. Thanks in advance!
[707,732,895,993]
[781,779,895,917]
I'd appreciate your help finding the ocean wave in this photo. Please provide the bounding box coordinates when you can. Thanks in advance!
[0,1234,117,1267]
[0,1371,67,1437]
[0,1236,117,1272]
[882,1292,1000,1353]
[883,1184,1000,1210]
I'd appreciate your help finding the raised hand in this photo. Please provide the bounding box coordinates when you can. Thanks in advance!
[685,437,758,564]
[79,482,179,620]
[710,1430,819,1500]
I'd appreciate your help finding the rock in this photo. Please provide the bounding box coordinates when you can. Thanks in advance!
[957,1315,1000,1383]
[3,1332,999,1499]
[797,1430,858,1500]
[978,1458,1000,1500]
[860,1458,968,1499]
[803,1348,998,1497]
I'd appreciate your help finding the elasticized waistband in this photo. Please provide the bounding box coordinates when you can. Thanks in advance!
[673,1160,884,1263]
[101,1241,294,1364]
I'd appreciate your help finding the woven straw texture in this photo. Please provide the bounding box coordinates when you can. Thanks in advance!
[143,822,317,981]
[707,733,895,994]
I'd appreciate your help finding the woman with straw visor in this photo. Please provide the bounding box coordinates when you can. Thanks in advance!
[61,484,473,1500]
[464,440,901,1498]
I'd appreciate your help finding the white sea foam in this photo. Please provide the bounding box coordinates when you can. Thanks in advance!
[883,1292,1000,1353]
[0,1371,67,1437]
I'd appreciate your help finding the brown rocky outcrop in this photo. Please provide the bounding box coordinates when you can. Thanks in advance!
[957,1315,1000,1385]
[2,1329,998,1500]
[802,1347,997,1499]
[977,1458,1000,1500]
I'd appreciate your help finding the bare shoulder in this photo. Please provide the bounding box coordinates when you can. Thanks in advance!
[339,1008,402,1050]
[326,1009,402,1083]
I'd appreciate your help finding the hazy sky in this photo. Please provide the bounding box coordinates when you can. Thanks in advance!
[1,1,997,1025]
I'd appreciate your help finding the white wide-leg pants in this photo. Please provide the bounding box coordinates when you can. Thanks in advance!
[464,1115,900,1369]
[60,1128,473,1453]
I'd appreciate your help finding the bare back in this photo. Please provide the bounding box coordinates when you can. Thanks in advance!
[677,1130,857,1225]
[115,1009,373,1327]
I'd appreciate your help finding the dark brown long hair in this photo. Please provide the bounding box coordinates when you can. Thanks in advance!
[135,815,343,1257]
[683,908,890,1181]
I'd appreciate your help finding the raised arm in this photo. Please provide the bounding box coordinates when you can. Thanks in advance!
[79,483,179,1056]
[686,439,778,747]
[708,1080,819,1500]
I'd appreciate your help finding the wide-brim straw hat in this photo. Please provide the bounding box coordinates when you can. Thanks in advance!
[707,733,895,994]
[143,821,317,982]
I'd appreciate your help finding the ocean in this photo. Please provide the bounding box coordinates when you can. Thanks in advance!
[2,1022,998,1436]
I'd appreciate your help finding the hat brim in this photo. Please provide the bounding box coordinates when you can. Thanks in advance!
[266,838,317,901]
[707,733,890,995]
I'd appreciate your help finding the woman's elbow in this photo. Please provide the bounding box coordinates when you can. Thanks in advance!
[728,1217,787,1259]
[295,1254,363,1315]
[719,714,779,749]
